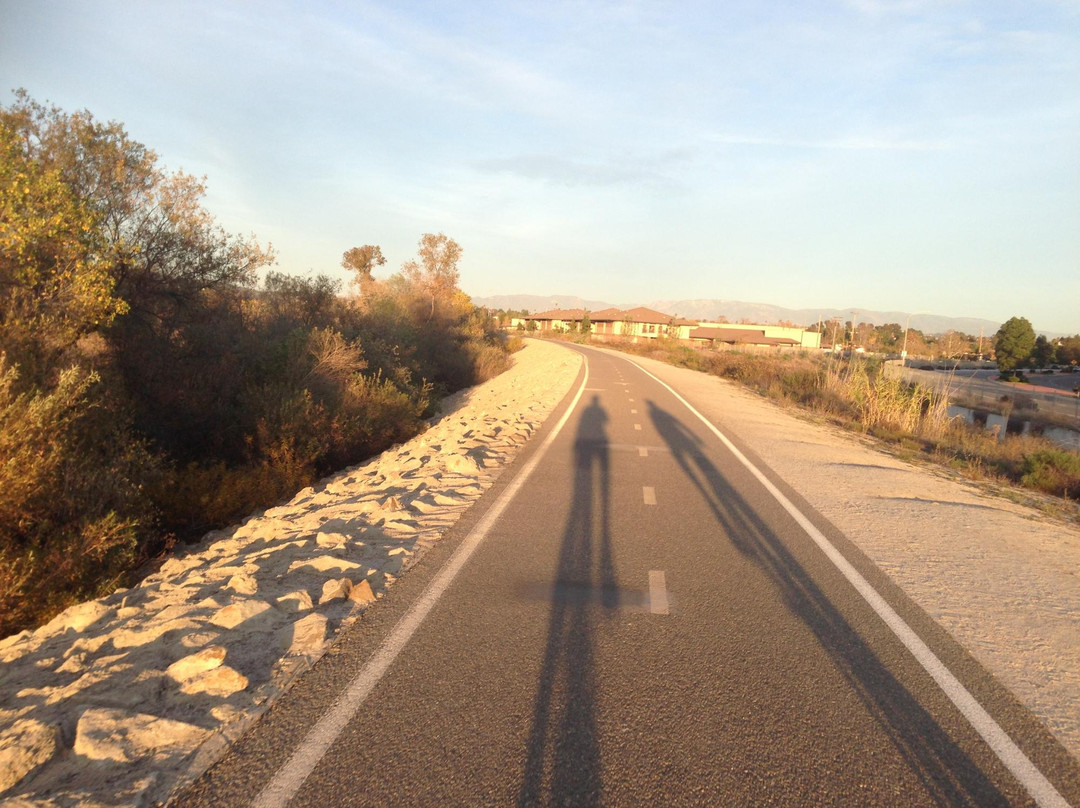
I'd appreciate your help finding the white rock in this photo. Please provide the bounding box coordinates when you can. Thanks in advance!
[210,600,272,630]
[348,579,376,605]
[318,579,352,605]
[178,630,221,651]
[282,613,328,656]
[0,630,32,663]
[56,653,86,674]
[179,665,248,697]
[275,590,314,613]
[315,531,348,548]
[247,539,311,561]
[42,600,112,634]
[0,718,61,793]
[166,646,227,682]
[226,573,258,595]
[110,618,202,649]
[285,556,363,575]
[158,554,204,578]
[210,703,245,723]
[447,451,483,473]
[408,497,443,514]
[73,708,210,763]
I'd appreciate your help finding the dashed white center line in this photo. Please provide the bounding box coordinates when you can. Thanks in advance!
[642,486,656,505]
[649,571,669,615]
[639,447,648,457]
[634,424,642,431]
[631,409,638,414]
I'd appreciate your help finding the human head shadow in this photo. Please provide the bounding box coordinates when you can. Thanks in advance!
[519,395,616,807]
[646,399,1008,807]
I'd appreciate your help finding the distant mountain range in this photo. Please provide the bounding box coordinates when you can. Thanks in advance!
[471,294,1009,337]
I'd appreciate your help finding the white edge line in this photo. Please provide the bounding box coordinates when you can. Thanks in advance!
[251,357,591,808]
[623,356,1070,808]
[648,570,669,615]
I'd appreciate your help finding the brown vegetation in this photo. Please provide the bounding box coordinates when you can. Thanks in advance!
[0,92,512,636]
[579,336,1080,510]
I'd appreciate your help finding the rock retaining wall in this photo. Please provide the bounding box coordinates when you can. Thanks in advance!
[0,340,582,807]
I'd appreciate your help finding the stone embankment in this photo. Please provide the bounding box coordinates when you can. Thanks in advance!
[0,340,582,807]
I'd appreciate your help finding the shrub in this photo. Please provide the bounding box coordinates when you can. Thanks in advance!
[0,357,157,636]
[1021,450,1080,499]
[2,89,525,635]
[470,342,513,383]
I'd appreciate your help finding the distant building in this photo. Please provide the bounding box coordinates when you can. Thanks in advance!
[518,306,695,339]
[514,308,821,349]
[689,322,821,350]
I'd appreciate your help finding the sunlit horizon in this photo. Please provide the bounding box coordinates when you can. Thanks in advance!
[2,0,1077,333]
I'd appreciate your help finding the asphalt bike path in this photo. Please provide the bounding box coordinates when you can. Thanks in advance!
[176,343,1079,807]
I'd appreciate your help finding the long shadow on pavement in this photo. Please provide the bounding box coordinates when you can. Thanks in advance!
[647,399,1008,807]
[519,395,617,807]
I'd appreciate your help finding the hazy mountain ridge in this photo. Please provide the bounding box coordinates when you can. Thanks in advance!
[472,294,1012,337]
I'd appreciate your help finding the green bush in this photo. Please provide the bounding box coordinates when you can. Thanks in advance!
[1021,450,1080,499]
[0,357,158,636]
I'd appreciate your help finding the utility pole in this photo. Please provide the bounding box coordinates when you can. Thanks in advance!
[978,326,984,361]
[850,311,858,351]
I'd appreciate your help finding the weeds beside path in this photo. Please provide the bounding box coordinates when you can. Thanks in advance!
[547,335,1080,518]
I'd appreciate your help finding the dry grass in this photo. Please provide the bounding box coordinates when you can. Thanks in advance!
[573,336,1080,508]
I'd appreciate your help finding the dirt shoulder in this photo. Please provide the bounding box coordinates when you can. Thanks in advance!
[607,344,1080,763]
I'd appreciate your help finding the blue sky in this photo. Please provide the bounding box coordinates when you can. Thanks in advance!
[2,0,1078,332]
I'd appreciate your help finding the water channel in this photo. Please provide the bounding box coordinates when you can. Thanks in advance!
[947,405,1080,452]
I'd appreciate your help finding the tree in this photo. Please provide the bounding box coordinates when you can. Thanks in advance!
[1,91,270,317]
[872,323,903,351]
[1031,334,1056,368]
[903,329,930,360]
[401,233,462,322]
[341,245,385,300]
[938,330,966,360]
[1056,335,1080,367]
[262,271,341,329]
[0,119,126,382]
[994,316,1036,375]
[2,90,274,460]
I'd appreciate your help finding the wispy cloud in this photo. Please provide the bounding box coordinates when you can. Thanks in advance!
[843,0,963,16]
[472,152,685,188]
[302,3,574,115]
[704,132,954,152]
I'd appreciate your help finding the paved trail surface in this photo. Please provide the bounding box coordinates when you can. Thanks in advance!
[176,344,1079,807]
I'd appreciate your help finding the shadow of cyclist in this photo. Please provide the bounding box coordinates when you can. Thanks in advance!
[519,395,617,807]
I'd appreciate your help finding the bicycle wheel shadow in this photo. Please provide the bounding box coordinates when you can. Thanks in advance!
[645,399,1009,807]
[519,395,617,807]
